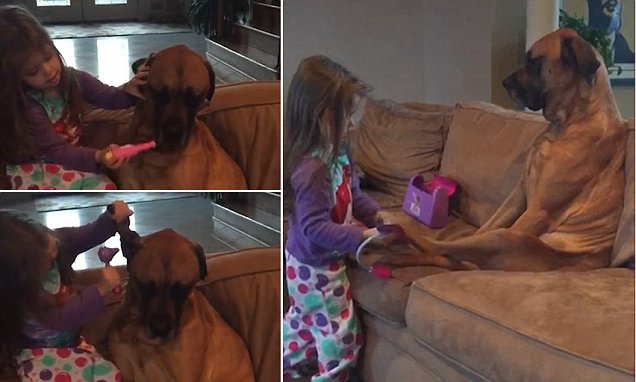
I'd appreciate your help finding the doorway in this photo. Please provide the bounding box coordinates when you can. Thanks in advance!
[25,0,139,23]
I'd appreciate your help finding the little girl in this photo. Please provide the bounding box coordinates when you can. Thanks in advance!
[0,6,147,190]
[283,55,384,382]
[0,201,132,381]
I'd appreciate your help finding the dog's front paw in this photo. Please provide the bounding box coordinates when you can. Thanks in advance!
[459,261,480,271]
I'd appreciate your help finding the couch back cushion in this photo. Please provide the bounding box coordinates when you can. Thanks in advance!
[198,81,281,190]
[198,247,281,382]
[350,98,452,198]
[440,102,547,227]
[611,123,635,266]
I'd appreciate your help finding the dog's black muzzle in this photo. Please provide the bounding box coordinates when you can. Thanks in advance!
[502,71,545,111]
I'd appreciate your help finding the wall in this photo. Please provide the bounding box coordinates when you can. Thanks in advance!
[285,0,633,119]
[283,0,493,105]
[491,0,528,109]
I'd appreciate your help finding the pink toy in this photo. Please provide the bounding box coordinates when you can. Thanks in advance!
[105,140,156,161]
[369,264,392,279]
[402,174,458,228]
[97,246,122,295]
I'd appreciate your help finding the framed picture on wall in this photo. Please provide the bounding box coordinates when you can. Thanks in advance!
[561,0,635,85]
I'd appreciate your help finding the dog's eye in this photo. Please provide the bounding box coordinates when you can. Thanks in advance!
[526,56,542,78]
[137,280,157,298]
[169,283,192,302]
[183,87,201,109]
[147,85,170,104]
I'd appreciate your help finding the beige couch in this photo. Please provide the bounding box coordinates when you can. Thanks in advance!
[346,99,635,381]
[0,247,281,382]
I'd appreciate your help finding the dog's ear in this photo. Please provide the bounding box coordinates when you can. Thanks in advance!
[131,58,146,74]
[204,60,216,101]
[561,37,601,86]
[193,242,208,281]
[132,52,155,74]
[107,203,143,268]
[119,228,142,270]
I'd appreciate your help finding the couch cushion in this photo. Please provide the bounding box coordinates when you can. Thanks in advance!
[350,98,452,198]
[198,247,281,382]
[440,102,546,227]
[362,313,490,381]
[406,269,635,382]
[349,264,449,327]
[198,81,281,190]
[348,210,476,326]
[611,123,635,267]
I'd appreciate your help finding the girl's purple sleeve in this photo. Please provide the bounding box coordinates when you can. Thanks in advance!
[292,160,366,253]
[24,99,100,172]
[40,286,105,331]
[54,212,117,266]
[76,70,136,109]
[351,171,380,228]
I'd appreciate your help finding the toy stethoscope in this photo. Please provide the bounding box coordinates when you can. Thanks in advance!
[355,223,409,280]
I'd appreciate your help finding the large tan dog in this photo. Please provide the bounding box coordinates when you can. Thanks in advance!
[108,227,254,381]
[383,28,628,271]
[114,45,247,189]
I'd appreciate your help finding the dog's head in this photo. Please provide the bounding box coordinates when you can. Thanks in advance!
[502,28,603,121]
[133,45,215,152]
[119,228,208,341]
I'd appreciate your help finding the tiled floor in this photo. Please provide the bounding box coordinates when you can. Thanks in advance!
[0,193,276,270]
[52,32,253,86]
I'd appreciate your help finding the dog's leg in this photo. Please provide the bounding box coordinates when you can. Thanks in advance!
[428,229,592,271]
[476,175,528,233]
[377,244,473,270]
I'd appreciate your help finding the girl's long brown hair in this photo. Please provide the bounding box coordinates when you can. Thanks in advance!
[0,211,51,358]
[0,6,82,163]
[284,55,372,206]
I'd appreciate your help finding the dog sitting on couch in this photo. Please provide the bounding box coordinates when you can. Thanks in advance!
[107,219,254,381]
[109,45,247,190]
[379,28,628,272]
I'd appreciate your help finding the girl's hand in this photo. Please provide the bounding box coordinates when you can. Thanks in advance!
[96,144,127,169]
[375,210,392,226]
[108,200,133,223]
[363,227,379,239]
[123,65,149,100]
[97,267,121,296]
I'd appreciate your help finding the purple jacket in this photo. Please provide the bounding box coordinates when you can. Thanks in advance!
[285,156,380,266]
[23,212,118,347]
[20,69,135,173]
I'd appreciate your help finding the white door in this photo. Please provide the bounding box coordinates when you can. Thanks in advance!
[83,0,139,21]
[28,0,82,23]
[25,0,139,23]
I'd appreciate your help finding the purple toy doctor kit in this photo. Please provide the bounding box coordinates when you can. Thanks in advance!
[402,174,457,228]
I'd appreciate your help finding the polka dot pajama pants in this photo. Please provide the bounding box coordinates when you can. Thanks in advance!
[283,251,363,382]
[14,338,121,382]
[6,163,117,190]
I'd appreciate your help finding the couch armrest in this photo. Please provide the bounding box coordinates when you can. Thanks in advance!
[198,247,281,382]
[198,81,281,190]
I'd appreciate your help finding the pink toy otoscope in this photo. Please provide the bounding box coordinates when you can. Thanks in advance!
[355,224,409,280]
[97,246,122,295]
[105,140,156,161]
